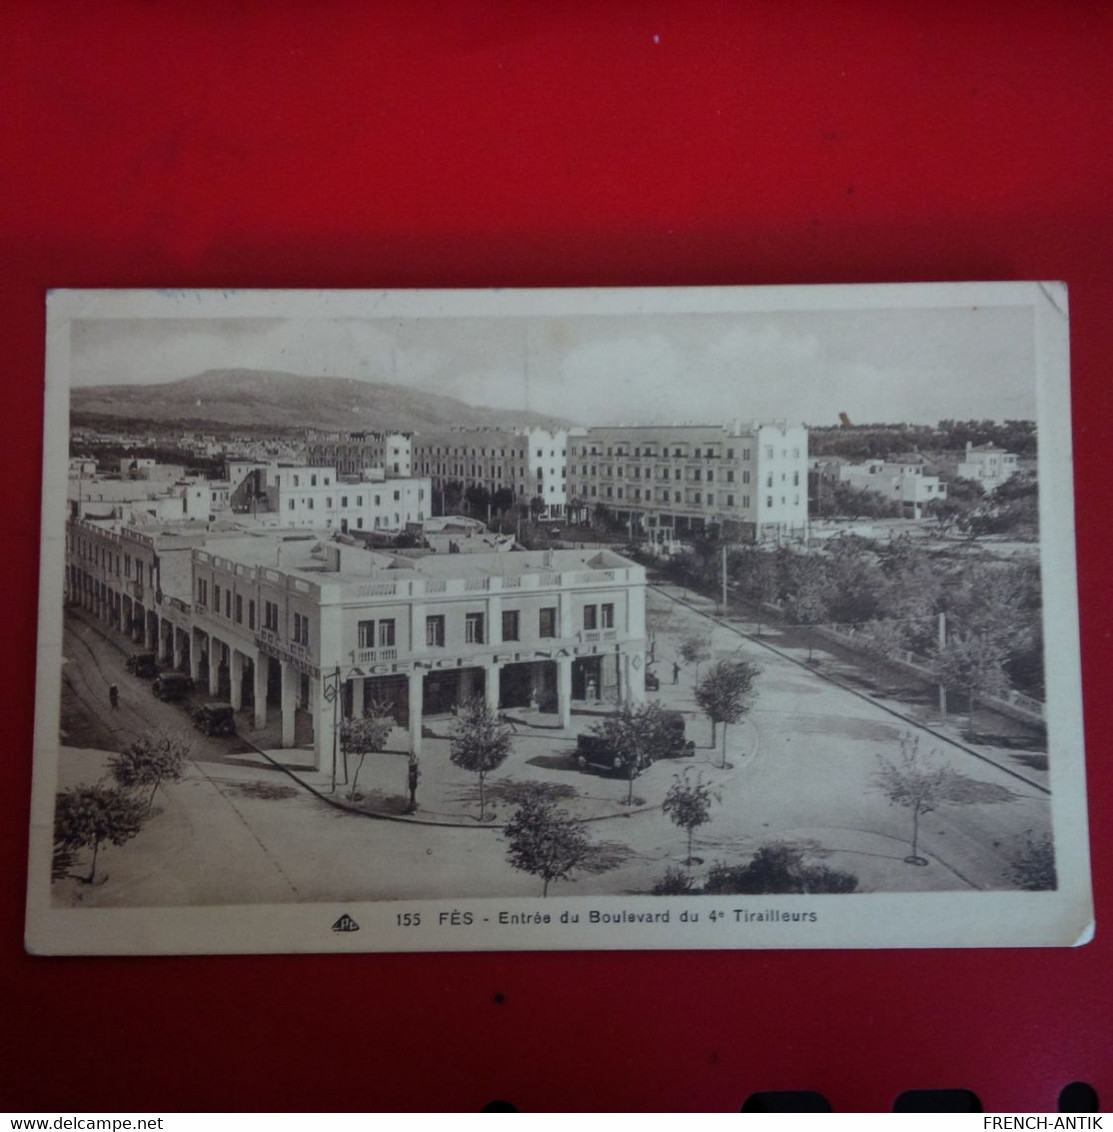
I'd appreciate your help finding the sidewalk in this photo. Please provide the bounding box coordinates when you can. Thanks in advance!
[238,698,756,829]
[650,582,1050,796]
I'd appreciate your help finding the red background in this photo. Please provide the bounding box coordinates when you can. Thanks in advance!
[3,2,1111,1113]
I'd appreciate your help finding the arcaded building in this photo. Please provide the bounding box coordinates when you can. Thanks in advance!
[67,516,648,778]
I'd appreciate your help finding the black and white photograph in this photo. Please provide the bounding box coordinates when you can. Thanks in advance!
[25,284,1091,954]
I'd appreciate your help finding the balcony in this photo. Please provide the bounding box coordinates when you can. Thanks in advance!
[578,629,618,644]
[352,646,399,665]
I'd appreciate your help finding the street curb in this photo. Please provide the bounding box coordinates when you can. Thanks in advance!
[239,714,760,831]
[650,584,1051,797]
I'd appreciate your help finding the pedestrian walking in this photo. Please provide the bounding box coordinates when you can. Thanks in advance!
[672,662,680,685]
[407,757,420,812]
[108,683,119,710]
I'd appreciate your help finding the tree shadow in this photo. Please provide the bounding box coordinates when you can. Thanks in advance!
[944,773,1018,805]
[524,754,581,772]
[1011,752,1049,772]
[340,788,412,816]
[230,780,300,801]
[579,840,637,875]
[481,778,579,806]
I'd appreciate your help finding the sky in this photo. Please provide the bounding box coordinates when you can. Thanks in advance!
[70,303,1038,427]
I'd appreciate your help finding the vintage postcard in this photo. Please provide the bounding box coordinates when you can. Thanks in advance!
[25,283,1091,954]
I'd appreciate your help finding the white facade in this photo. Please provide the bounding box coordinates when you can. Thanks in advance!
[568,421,809,542]
[258,465,430,532]
[67,475,213,523]
[304,432,413,477]
[411,427,570,517]
[190,538,646,769]
[838,460,948,519]
[952,443,1020,493]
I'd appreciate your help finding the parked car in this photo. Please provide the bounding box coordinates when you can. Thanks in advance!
[192,702,236,737]
[645,669,661,692]
[574,733,628,777]
[574,709,694,775]
[151,672,194,702]
[125,652,158,678]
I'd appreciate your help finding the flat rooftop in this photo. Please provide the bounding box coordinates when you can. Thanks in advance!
[205,532,636,584]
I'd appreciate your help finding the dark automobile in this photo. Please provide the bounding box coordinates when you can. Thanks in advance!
[574,709,694,775]
[151,672,194,702]
[574,733,628,776]
[125,652,158,678]
[644,669,661,691]
[192,702,236,737]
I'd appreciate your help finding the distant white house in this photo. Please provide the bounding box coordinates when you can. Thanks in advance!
[934,442,1020,493]
[837,460,947,519]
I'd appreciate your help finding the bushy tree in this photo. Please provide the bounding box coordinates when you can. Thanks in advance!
[694,660,759,767]
[874,735,955,865]
[449,696,513,821]
[110,730,191,814]
[1006,830,1057,891]
[783,566,829,661]
[662,770,719,868]
[54,785,147,884]
[340,703,394,800]
[503,789,590,897]
[931,631,1010,738]
[590,700,682,805]
[823,536,885,625]
[703,844,859,894]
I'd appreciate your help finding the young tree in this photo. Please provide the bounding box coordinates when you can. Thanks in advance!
[54,785,147,884]
[874,735,955,865]
[590,700,680,805]
[694,660,759,767]
[930,631,1010,739]
[109,729,191,815]
[503,789,590,896]
[679,634,710,685]
[662,769,719,868]
[340,703,394,800]
[449,696,513,821]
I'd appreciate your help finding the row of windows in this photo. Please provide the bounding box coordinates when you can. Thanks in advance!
[578,444,755,460]
[197,581,290,637]
[355,603,616,653]
[284,488,416,511]
[570,484,751,508]
[581,465,751,484]
[283,473,332,488]
[576,443,803,461]
[77,544,157,589]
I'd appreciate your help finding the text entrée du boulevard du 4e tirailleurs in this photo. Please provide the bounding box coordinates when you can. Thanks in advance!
[396,906,822,930]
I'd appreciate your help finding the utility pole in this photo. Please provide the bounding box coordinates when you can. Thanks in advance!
[937,611,947,715]
[721,543,728,615]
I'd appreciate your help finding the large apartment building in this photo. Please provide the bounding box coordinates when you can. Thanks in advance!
[410,427,571,517]
[567,422,809,543]
[305,431,413,477]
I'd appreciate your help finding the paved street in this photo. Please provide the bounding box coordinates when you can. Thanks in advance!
[53,596,1052,907]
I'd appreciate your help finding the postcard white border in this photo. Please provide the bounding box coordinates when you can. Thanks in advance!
[26,283,1092,955]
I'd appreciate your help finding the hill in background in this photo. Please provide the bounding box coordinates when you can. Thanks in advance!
[71,370,570,433]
